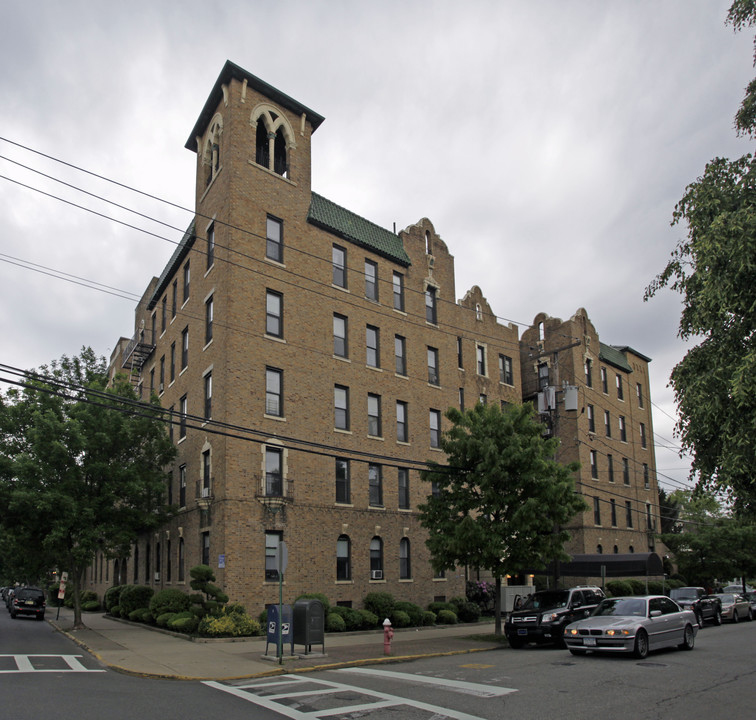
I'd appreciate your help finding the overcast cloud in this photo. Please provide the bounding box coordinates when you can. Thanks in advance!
[1,0,753,493]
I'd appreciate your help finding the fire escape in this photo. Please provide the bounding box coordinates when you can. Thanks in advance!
[121,320,155,386]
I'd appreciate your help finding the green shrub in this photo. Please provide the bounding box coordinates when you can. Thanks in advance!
[456,601,481,623]
[169,612,198,634]
[80,590,98,604]
[128,608,145,622]
[294,593,330,612]
[81,600,100,612]
[258,608,268,626]
[198,607,261,637]
[358,609,379,628]
[149,588,191,617]
[647,580,665,595]
[110,604,121,618]
[104,585,126,612]
[437,609,458,625]
[390,610,411,628]
[363,592,395,620]
[119,585,154,616]
[627,579,646,595]
[326,613,346,632]
[428,601,455,614]
[156,612,176,628]
[394,601,423,626]
[330,605,364,630]
[606,580,633,597]
[422,610,437,626]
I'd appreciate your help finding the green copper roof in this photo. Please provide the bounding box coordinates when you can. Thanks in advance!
[599,342,632,373]
[308,193,411,266]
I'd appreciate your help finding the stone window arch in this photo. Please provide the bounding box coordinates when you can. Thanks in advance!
[202,114,223,188]
[251,104,295,178]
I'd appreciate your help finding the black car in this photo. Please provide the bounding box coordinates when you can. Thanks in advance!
[9,587,46,620]
[669,587,722,626]
[505,586,605,648]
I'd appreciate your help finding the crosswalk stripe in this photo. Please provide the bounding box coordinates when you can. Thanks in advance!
[0,654,104,673]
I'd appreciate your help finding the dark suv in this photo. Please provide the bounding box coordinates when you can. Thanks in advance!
[505,586,605,648]
[669,587,722,627]
[9,587,46,620]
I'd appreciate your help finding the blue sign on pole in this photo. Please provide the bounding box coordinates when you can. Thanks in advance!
[265,603,294,656]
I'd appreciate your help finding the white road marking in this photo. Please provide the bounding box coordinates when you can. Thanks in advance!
[336,667,518,697]
[0,654,104,673]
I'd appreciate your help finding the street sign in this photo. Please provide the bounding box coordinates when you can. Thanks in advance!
[276,541,288,574]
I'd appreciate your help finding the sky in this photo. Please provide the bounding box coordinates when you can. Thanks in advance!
[1,0,753,495]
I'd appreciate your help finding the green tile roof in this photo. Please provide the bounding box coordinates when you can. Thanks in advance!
[308,193,411,266]
[599,342,633,373]
[148,222,196,310]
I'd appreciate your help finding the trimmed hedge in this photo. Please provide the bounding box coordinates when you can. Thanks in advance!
[363,592,394,620]
[326,613,346,632]
[393,601,423,626]
[149,588,191,617]
[119,585,154,616]
[437,609,458,624]
[104,585,125,612]
[390,610,411,628]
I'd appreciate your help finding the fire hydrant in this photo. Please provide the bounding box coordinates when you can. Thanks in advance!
[383,618,394,655]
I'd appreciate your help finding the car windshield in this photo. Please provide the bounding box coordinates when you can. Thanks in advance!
[670,589,698,600]
[521,591,570,611]
[717,594,737,603]
[593,598,647,617]
[15,589,43,601]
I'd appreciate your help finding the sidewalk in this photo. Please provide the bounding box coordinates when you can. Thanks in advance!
[48,608,503,681]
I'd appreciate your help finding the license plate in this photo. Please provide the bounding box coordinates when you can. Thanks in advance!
[584,637,596,646]
[25,600,34,606]
[517,629,528,636]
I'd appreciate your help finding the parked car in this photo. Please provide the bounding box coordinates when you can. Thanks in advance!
[742,591,756,614]
[5,587,15,610]
[563,595,697,659]
[9,587,46,620]
[669,586,722,626]
[715,593,753,622]
[505,586,605,648]
[723,584,755,594]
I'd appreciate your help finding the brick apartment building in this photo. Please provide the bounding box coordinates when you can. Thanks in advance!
[98,61,523,612]
[519,309,664,569]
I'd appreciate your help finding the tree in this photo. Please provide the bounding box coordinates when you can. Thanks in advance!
[418,402,587,635]
[658,488,681,535]
[645,2,756,512]
[0,348,176,628]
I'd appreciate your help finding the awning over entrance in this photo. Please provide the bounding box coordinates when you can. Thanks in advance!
[536,552,664,578]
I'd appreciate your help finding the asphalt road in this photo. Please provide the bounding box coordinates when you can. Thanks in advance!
[1,606,754,720]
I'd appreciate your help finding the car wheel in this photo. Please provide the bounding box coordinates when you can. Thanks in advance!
[695,610,704,628]
[678,624,695,651]
[568,648,586,656]
[10,610,16,619]
[733,610,739,623]
[36,613,45,621]
[633,629,649,659]
[713,609,722,626]
[748,609,753,622]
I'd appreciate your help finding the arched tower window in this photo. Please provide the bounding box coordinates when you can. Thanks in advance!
[251,104,295,179]
[256,122,270,168]
[274,127,288,177]
[203,115,223,188]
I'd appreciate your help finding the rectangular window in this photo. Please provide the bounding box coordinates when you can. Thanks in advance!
[643,463,650,489]
[457,337,463,369]
[368,393,382,437]
[181,327,189,370]
[151,312,156,345]
[335,458,350,504]
[459,387,465,411]
[636,382,644,408]
[396,401,408,443]
[204,372,212,420]
[626,501,633,528]
[593,497,601,525]
[601,367,608,394]
[265,531,283,581]
[646,503,653,530]
[585,359,593,388]
[159,355,165,394]
[183,260,190,303]
[477,345,487,376]
[266,216,283,263]
[499,354,513,385]
[179,464,187,507]
[587,404,595,433]
[332,244,347,288]
[425,286,437,324]
[607,454,614,483]
[201,532,210,567]
[623,457,630,485]
[616,374,624,400]
[364,259,378,301]
[206,223,215,269]
[266,367,283,417]
[333,314,348,358]
[265,447,283,496]
[366,325,380,368]
[604,410,611,437]
[394,335,407,375]
[393,272,404,311]
[538,362,548,389]
[430,408,441,448]
[398,468,410,509]
[266,290,283,337]
[610,499,617,527]
[161,296,167,334]
[172,279,177,319]
[427,346,439,385]
[590,450,598,479]
[205,295,213,345]
[202,449,211,494]
[640,422,647,448]
[337,535,350,580]
[369,463,383,506]
[619,415,627,442]
[479,393,487,405]
[178,537,185,582]
[179,395,187,439]
[334,385,349,430]
[170,342,175,383]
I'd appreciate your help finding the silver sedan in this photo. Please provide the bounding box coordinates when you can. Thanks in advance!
[564,595,698,659]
